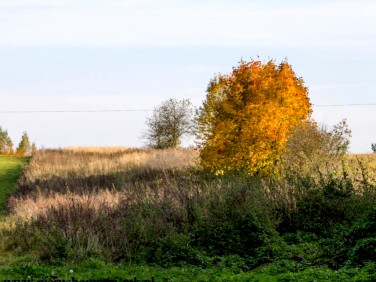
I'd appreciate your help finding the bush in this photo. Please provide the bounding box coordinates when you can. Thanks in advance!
[344,208,376,266]
[281,119,351,180]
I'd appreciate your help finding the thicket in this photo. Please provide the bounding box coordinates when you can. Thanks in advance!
[3,145,375,274]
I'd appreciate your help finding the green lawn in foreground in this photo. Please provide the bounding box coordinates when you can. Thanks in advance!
[0,155,29,212]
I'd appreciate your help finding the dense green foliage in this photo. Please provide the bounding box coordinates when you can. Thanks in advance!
[0,257,375,281]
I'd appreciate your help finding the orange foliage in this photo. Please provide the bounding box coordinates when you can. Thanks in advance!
[196,59,312,175]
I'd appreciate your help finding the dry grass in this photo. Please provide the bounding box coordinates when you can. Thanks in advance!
[342,154,376,186]
[65,146,131,153]
[348,154,376,170]
[8,148,376,221]
[7,147,199,221]
[9,189,122,221]
[23,147,198,181]
[6,148,376,224]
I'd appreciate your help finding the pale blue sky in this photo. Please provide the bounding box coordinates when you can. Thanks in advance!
[0,0,375,152]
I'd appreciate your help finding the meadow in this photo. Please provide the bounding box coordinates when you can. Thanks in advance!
[0,147,375,281]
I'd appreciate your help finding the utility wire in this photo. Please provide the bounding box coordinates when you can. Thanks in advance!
[0,104,375,113]
[0,109,153,113]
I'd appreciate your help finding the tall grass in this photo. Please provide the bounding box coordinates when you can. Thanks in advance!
[20,147,198,180]
[9,147,197,198]
[3,147,376,270]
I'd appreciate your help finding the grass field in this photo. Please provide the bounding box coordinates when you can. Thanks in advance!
[0,148,375,281]
[0,155,29,213]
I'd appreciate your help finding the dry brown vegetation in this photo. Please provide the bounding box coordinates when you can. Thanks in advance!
[24,147,198,179]
[7,147,375,223]
[2,146,375,268]
[7,147,199,221]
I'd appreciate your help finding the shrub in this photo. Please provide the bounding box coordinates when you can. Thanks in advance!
[281,119,351,180]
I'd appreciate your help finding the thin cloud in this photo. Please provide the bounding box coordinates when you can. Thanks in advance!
[0,0,375,49]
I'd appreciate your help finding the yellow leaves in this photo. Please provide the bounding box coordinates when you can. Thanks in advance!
[196,58,312,176]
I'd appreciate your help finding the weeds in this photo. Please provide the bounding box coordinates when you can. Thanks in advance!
[1,147,375,273]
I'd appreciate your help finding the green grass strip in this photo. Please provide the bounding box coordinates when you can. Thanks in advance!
[0,155,29,212]
[0,258,375,281]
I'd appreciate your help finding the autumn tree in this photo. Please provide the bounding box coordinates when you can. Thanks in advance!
[0,127,14,155]
[16,131,31,156]
[144,98,194,149]
[196,59,312,175]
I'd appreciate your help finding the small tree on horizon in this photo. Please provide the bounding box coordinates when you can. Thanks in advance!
[0,127,14,155]
[143,98,195,149]
[372,143,376,153]
[16,131,31,156]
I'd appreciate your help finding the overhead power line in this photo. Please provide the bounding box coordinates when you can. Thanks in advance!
[0,109,153,113]
[0,104,375,114]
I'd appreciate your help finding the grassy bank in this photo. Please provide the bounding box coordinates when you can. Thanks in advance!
[0,155,29,212]
[0,148,375,281]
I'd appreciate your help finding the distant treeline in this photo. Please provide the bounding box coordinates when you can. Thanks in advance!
[0,126,35,156]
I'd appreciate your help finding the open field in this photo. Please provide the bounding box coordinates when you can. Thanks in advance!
[0,148,375,280]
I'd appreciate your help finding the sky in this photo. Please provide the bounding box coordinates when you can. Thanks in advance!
[0,0,375,152]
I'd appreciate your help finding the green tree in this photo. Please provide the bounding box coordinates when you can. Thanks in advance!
[196,59,312,175]
[144,98,195,149]
[16,131,31,156]
[0,127,14,155]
